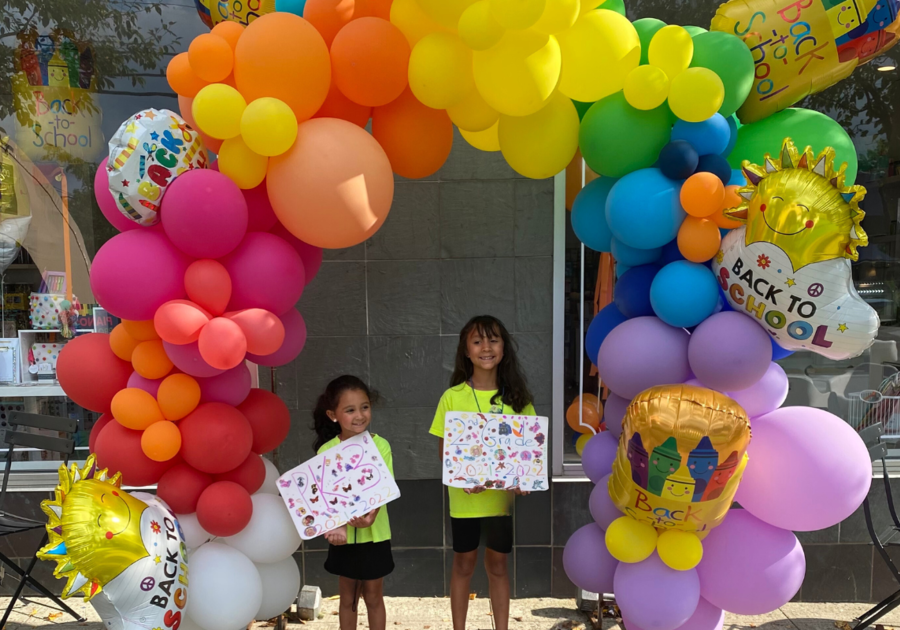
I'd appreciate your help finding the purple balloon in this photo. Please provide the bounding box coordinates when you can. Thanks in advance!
[590,474,621,530]
[697,510,805,614]
[735,407,871,531]
[688,312,772,392]
[624,598,723,630]
[727,362,788,418]
[222,233,305,316]
[198,363,252,406]
[597,317,691,399]
[127,372,162,398]
[603,394,629,438]
[615,553,700,630]
[563,524,618,594]
[582,432,618,483]
[246,308,307,367]
[163,341,225,378]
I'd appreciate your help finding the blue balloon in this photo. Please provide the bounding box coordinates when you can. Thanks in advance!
[696,154,732,185]
[723,114,739,157]
[650,261,720,328]
[585,303,629,365]
[771,337,794,360]
[671,114,731,156]
[728,169,745,186]
[606,169,685,249]
[615,265,660,318]
[611,239,661,267]
[572,177,617,252]
[616,264,632,278]
[275,0,307,14]
[660,239,685,265]
[657,140,699,180]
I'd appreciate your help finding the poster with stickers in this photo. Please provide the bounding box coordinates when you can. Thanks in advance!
[276,432,400,540]
[441,412,549,492]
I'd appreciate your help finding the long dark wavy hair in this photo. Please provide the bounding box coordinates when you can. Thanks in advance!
[450,315,533,413]
[312,375,378,453]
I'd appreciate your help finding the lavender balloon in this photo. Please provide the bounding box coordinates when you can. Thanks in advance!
[198,364,252,406]
[623,598,723,630]
[697,510,805,614]
[597,317,691,399]
[735,407,871,531]
[688,312,772,392]
[246,308,307,367]
[727,362,788,418]
[562,524,618,594]
[582,432,618,483]
[615,553,700,630]
[603,393,629,438]
[590,474,621,530]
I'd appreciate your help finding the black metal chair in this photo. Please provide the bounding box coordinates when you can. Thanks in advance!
[0,411,85,627]
[853,424,900,630]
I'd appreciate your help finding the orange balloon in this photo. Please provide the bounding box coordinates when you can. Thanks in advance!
[566,396,602,434]
[313,81,372,127]
[167,52,209,98]
[565,149,599,211]
[141,421,183,462]
[372,88,453,179]
[712,185,745,230]
[155,300,212,346]
[303,0,362,47]
[189,33,234,82]
[331,17,410,107]
[234,13,331,123]
[359,0,392,19]
[123,320,159,341]
[677,216,722,263]
[109,324,139,362]
[198,318,248,370]
[227,309,286,355]
[267,118,394,249]
[112,388,165,430]
[132,339,175,380]
[158,373,202,421]
[680,172,725,218]
[212,21,245,51]
[178,95,224,154]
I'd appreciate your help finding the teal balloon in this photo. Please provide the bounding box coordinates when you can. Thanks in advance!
[276,0,306,14]
[580,92,672,178]
[633,18,665,65]
[684,25,708,36]
[690,31,754,119]
[729,108,858,184]
[573,100,594,122]
[601,0,626,15]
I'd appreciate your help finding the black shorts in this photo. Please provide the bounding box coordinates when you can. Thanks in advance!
[450,516,513,554]
[325,540,394,581]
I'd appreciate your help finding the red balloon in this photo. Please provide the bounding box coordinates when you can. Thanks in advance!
[196,481,253,537]
[180,402,253,473]
[58,333,132,413]
[94,421,175,486]
[227,309,285,356]
[89,413,113,453]
[157,463,213,514]
[246,307,307,367]
[270,223,322,282]
[198,317,247,370]
[154,300,212,345]
[185,259,233,317]
[243,182,278,232]
[214,452,265,494]
[237,389,290,454]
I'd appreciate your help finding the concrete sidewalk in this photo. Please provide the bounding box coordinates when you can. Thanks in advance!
[0,597,897,630]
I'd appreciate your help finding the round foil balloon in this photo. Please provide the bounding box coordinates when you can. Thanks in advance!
[712,139,879,360]
[107,108,209,226]
[38,456,189,628]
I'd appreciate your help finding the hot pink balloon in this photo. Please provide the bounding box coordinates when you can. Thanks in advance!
[91,230,190,320]
[127,372,162,398]
[227,309,285,356]
[95,158,138,232]
[222,232,305,315]
[198,363,252,406]
[246,308,307,367]
[164,340,225,378]
[271,223,323,283]
[244,182,278,232]
[154,299,211,345]
[198,317,247,370]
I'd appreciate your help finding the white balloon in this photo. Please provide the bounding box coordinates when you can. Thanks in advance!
[259,458,281,495]
[178,612,205,630]
[176,512,213,551]
[223,494,301,563]
[187,543,262,630]
[255,557,302,620]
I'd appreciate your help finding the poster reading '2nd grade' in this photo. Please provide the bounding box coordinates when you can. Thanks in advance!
[277,432,400,540]
[442,412,549,492]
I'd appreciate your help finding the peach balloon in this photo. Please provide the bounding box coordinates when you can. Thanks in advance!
[178,95,223,154]
[132,339,175,380]
[112,388,166,430]
[141,421,183,462]
[227,309,286,356]
[123,319,159,341]
[372,87,453,179]
[331,17,410,107]
[677,216,722,263]
[198,317,248,370]
[167,52,208,98]
[313,81,372,128]
[110,324,139,362]
[158,373,202,421]
[680,172,725,218]
[155,300,212,345]
[267,118,394,249]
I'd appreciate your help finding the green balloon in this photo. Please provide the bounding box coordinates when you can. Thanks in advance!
[601,0,626,15]
[684,25,707,36]
[690,31,754,119]
[573,100,594,121]
[728,108,859,184]
[579,92,672,178]
[633,18,665,66]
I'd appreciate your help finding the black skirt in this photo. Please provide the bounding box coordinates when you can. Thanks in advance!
[325,540,394,580]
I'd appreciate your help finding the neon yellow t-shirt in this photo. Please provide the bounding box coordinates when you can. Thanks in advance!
[429,383,536,518]
[317,434,393,544]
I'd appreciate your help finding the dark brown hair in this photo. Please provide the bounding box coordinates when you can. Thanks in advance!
[312,375,377,453]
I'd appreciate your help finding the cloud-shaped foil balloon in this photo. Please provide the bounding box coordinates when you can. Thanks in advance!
[712,138,879,360]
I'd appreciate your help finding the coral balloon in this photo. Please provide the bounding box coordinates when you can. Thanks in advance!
[198,364,252,406]
[185,260,233,316]
[566,396,602,434]
[218,136,268,190]
[158,373,202,421]
[122,320,160,341]
[245,307,308,367]
[95,422,175,486]
[303,0,362,46]
[57,334,132,413]
[681,173,725,218]
[372,88,453,179]
[227,309,285,356]
[222,232,305,314]
[215,452,266,494]
[199,317,248,370]
[312,81,372,127]
[180,403,254,474]
[269,224,323,282]
[112,388,165,430]
[89,414,113,453]
[141,421,182,462]
[197,481,253,537]
[164,340,226,378]
[331,17,410,107]
[131,339,174,380]
[267,118,394,249]
[408,32,473,109]
[677,217,721,263]
[157,463,213,514]
[189,33,234,82]
[109,324,139,361]
[167,52,208,98]
[154,300,212,345]
[238,389,291,454]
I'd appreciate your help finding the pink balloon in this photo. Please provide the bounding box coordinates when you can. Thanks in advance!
[127,371,162,398]
[95,158,138,232]
[735,406,871,531]
[271,223,323,282]
[91,230,190,321]
[198,363,252,406]
[198,317,247,370]
[222,233,305,315]
[162,170,248,259]
[244,182,278,232]
[726,362,788,418]
[246,308,307,367]
[164,340,225,378]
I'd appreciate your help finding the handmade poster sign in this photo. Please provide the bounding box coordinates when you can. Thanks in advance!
[277,432,399,541]
[441,412,549,492]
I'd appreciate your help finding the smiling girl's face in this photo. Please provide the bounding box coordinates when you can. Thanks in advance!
[326,388,372,439]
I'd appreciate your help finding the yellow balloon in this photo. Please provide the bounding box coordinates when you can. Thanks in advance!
[490,0,546,30]
[240,97,298,157]
[624,65,670,111]
[556,10,640,103]
[192,83,246,140]
[391,0,446,48]
[458,1,504,51]
[416,0,478,28]
[580,0,603,12]
[605,516,658,564]
[533,0,579,34]
[575,432,591,456]
[668,67,725,123]
[498,91,578,179]
[473,30,561,117]
[218,136,268,189]
[657,530,704,571]
[460,121,500,152]
[409,33,474,110]
[447,89,499,132]
[648,25,693,80]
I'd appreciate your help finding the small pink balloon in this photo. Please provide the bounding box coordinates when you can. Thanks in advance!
[271,223,323,283]
[162,169,249,259]
[198,363,252,406]
[244,182,278,232]
[164,340,225,378]
[227,309,285,356]
[198,317,247,370]
[95,158,138,232]
[222,233,305,315]
[127,371,162,398]
[246,308,307,367]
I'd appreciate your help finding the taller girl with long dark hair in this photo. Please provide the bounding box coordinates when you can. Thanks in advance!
[429,315,534,630]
